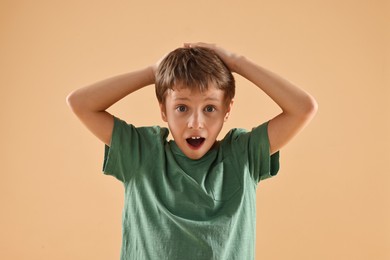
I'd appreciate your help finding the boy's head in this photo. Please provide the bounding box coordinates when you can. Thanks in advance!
[155,47,236,160]
[155,47,235,105]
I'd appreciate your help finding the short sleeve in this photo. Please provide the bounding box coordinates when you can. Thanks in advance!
[248,121,280,183]
[102,116,168,183]
[225,121,280,184]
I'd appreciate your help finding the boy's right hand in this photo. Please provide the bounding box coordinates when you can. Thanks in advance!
[183,42,240,73]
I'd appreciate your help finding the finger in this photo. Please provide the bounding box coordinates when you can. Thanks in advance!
[183,43,192,48]
[183,42,210,48]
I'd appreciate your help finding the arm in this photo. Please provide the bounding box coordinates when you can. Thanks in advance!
[184,43,318,154]
[235,57,318,155]
[66,66,155,146]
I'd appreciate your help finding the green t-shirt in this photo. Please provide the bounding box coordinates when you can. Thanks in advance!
[103,117,280,260]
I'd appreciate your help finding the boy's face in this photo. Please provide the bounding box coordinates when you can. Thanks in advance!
[160,84,233,160]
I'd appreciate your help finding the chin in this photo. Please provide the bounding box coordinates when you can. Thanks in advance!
[185,153,204,160]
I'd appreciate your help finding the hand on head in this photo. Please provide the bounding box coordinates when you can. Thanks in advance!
[183,42,239,73]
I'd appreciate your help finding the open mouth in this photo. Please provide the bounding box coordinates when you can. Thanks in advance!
[186,137,205,149]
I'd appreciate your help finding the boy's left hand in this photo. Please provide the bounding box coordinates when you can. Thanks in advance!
[183,42,239,73]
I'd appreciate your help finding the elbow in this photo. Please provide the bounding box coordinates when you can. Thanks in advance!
[66,90,82,114]
[66,92,74,108]
[289,94,318,121]
[302,94,318,120]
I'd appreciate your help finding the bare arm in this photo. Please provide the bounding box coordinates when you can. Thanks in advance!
[66,66,155,146]
[233,56,318,154]
[184,43,318,154]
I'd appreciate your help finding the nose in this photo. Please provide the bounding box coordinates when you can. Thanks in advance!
[187,111,204,129]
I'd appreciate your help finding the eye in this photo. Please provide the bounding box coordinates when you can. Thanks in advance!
[204,105,216,113]
[176,105,187,112]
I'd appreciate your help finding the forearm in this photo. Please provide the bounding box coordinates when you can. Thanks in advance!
[234,56,317,117]
[67,66,155,113]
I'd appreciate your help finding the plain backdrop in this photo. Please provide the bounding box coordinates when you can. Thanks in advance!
[1,0,389,259]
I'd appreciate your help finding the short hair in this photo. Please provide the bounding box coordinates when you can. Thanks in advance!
[155,47,235,104]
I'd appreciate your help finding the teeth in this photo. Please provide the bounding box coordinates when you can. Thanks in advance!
[191,137,201,139]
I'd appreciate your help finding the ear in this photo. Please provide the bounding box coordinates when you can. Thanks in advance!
[159,103,167,122]
[224,99,234,122]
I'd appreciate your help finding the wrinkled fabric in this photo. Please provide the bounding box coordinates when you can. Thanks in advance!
[103,117,280,260]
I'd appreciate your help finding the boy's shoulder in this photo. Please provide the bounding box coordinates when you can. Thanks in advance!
[114,116,170,143]
[221,125,263,143]
[219,122,270,150]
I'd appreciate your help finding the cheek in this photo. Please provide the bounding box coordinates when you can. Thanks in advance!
[207,112,226,122]
[167,114,187,131]
[206,116,225,131]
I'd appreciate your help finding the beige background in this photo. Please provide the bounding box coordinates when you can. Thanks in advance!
[1,0,389,259]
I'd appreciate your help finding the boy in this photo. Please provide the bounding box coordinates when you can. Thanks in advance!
[67,42,317,260]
